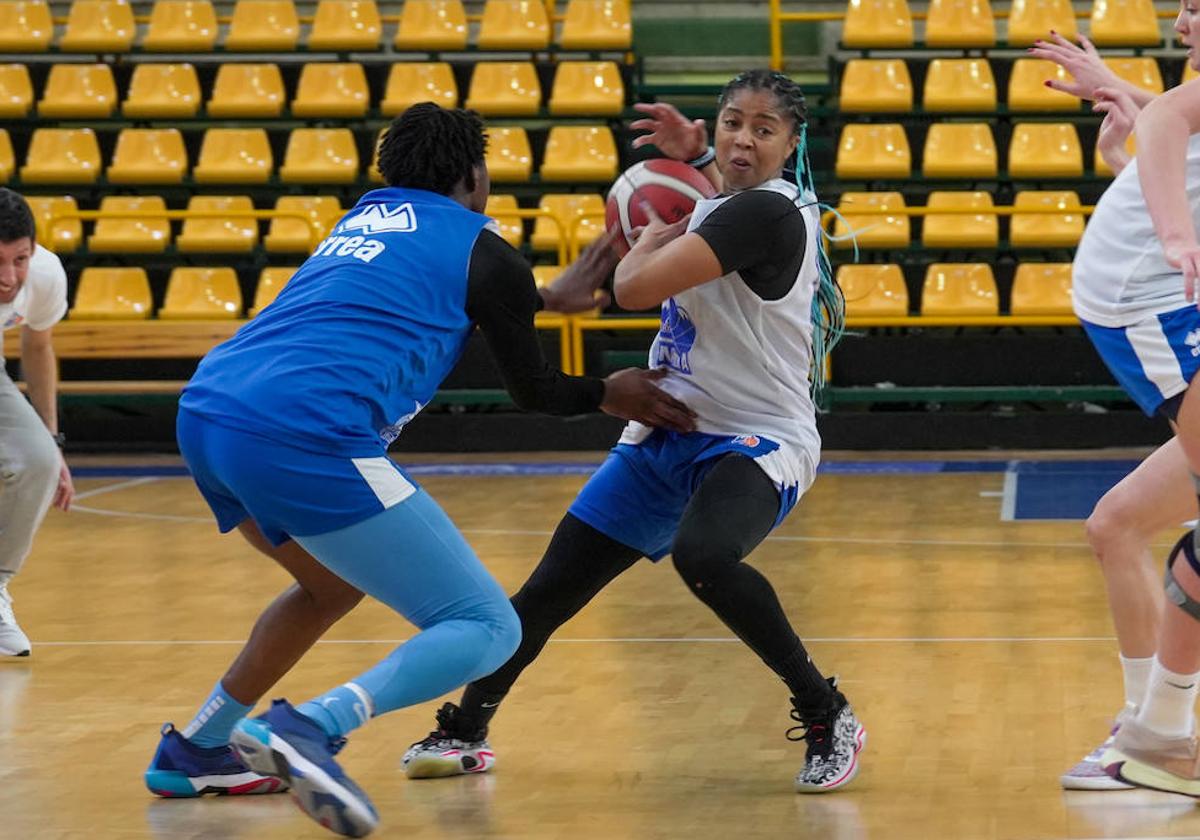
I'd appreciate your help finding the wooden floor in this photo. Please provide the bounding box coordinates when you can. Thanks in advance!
[4,452,1200,840]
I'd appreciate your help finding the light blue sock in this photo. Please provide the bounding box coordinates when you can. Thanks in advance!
[181,681,253,748]
[296,683,375,739]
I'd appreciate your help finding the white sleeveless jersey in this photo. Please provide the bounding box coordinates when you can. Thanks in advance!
[1073,133,1200,327]
[617,178,822,490]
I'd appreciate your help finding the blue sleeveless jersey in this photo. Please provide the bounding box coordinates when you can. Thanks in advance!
[180,188,490,457]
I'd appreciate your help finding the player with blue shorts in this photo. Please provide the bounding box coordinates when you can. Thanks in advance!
[404,71,867,794]
[142,103,695,837]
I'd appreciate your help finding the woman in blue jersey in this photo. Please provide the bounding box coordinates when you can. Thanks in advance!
[404,71,867,794]
[142,104,695,837]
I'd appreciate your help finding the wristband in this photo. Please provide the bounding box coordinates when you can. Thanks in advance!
[686,146,716,169]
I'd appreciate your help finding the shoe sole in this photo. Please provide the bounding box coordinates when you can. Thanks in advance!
[404,749,495,780]
[795,725,866,793]
[144,768,287,797]
[231,720,378,838]
[1060,770,1135,791]
[1103,747,1200,798]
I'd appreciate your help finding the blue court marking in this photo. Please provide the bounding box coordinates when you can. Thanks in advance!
[1007,459,1142,521]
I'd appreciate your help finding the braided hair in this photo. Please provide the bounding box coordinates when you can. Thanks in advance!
[717,70,845,397]
[376,102,488,195]
[0,188,35,244]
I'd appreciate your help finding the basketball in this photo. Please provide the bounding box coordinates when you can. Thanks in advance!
[605,159,718,256]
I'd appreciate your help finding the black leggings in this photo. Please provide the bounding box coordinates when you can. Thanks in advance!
[466,454,824,706]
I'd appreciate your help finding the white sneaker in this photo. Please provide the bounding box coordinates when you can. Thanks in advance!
[402,703,495,779]
[1061,708,1136,791]
[0,584,30,657]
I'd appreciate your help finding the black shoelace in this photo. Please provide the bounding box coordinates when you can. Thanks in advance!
[786,706,834,759]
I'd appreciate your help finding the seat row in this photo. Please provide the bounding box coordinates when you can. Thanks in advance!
[71,266,292,320]
[1,124,618,185]
[832,190,1087,249]
[836,122,1116,181]
[843,0,1162,48]
[27,192,606,255]
[839,57,1190,114]
[0,0,630,53]
[0,60,627,121]
[836,262,1073,317]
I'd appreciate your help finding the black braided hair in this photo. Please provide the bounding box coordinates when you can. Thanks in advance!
[717,70,808,138]
[376,102,487,195]
[0,188,35,244]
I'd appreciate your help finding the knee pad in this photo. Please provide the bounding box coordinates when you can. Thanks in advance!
[1165,530,1200,622]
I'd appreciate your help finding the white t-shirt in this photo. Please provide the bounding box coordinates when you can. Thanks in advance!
[0,244,68,358]
[1072,133,1200,327]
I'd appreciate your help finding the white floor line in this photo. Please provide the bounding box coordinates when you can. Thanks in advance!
[73,477,159,501]
[70,504,210,523]
[28,635,1119,647]
[1000,468,1018,522]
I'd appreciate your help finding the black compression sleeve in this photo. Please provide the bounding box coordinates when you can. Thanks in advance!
[465,229,606,415]
[692,190,807,301]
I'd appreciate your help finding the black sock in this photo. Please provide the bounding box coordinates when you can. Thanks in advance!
[775,643,834,709]
[456,684,509,736]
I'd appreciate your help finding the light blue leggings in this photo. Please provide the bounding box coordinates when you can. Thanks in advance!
[293,488,520,731]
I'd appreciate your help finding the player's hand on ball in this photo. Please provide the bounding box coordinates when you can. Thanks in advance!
[630,102,709,162]
[628,202,691,253]
[600,367,697,432]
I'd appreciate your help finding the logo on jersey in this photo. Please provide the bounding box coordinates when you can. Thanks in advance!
[1187,328,1200,358]
[657,299,696,374]
[732,435,761,449]
[338,202,418,236]
[2,312,23,329]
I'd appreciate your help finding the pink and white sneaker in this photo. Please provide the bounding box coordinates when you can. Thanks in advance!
[402,702,495,779]
[1061,710,1136,791]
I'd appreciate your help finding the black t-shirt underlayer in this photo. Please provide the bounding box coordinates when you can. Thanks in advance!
[692,190,808,301]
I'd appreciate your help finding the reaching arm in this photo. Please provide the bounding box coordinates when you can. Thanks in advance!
[1027,32,1157,107]
[19,325,72,511]
[630,101,722,193]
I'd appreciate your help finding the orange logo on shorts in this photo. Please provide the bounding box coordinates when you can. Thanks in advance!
[733,435,760,448]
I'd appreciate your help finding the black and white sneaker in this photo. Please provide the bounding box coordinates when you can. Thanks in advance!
[402,703,495,779]
[790,678,866,793]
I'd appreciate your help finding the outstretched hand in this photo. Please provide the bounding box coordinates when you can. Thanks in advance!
[630,101,709,162]
[1093,86,1140,173]
[539,226,621,313]
[1026,31,1114,100]
[600,367,697,432]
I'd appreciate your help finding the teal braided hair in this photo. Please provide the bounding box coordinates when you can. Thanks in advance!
[717,71,846,395]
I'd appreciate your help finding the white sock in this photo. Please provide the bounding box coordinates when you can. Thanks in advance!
[1136,657,1200,738]
[1120,653,1154,709]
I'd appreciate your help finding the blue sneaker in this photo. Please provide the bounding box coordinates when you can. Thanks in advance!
[145,723,287,797]
[230,699,379,838]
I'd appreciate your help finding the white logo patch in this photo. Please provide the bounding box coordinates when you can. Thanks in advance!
[338,202,418,236]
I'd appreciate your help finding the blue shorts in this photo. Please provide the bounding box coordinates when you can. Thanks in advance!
[568,429,801,561]
[1081,306,1200,418]
[177,408,418,546]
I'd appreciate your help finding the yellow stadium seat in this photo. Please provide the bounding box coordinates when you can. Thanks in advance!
[39,64,116,119]
[0,65,32,118]
[193,128,273,184]
[107,128,188,184]
[123,63,201,118]
[1102,56,1164,95]
[89,196,170,254]
[143,0,218,51]
[837,264,909,317]
[0,2,52,51]
[1094,132,1135,176]
[843,0,913,47]
[1008,58,1080,111]
[1010,190,1085,247]
[839,60,913,113]
[251,267,297,317]
[540,126,618,182]
[208,63,285,118]
[280,128,359,184]
[485,127,533,183]
[549,62,624,117]
[160,268,242,320]
[532,194,605,252]
[308,0,381,50]
[20,129,101,184]
[291,63,369,118]
[394,0,468,50]
[922,59,996,112]
[465,62,542,117]
[1010,263,1074,315]
[560,0,631,50]
[922,123,997,178]
[381,62,457,115]
[0,131,12,182]
[832,192,910,249]
[1089,0,1160,46]
[177,196,258,253]
[265,196,343,252]
[25,196,81,253]
[925,0,995,47]
[60,0,136,52]
[921,263,999,316]
[1007,0,1076,46]
[71,268,152,320]
[921,191,999,248]
[225,0,299,51]
[835,124,911,180]
[485,194,524,248]
[478,0,550,49]
[1008,123,1083,177]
